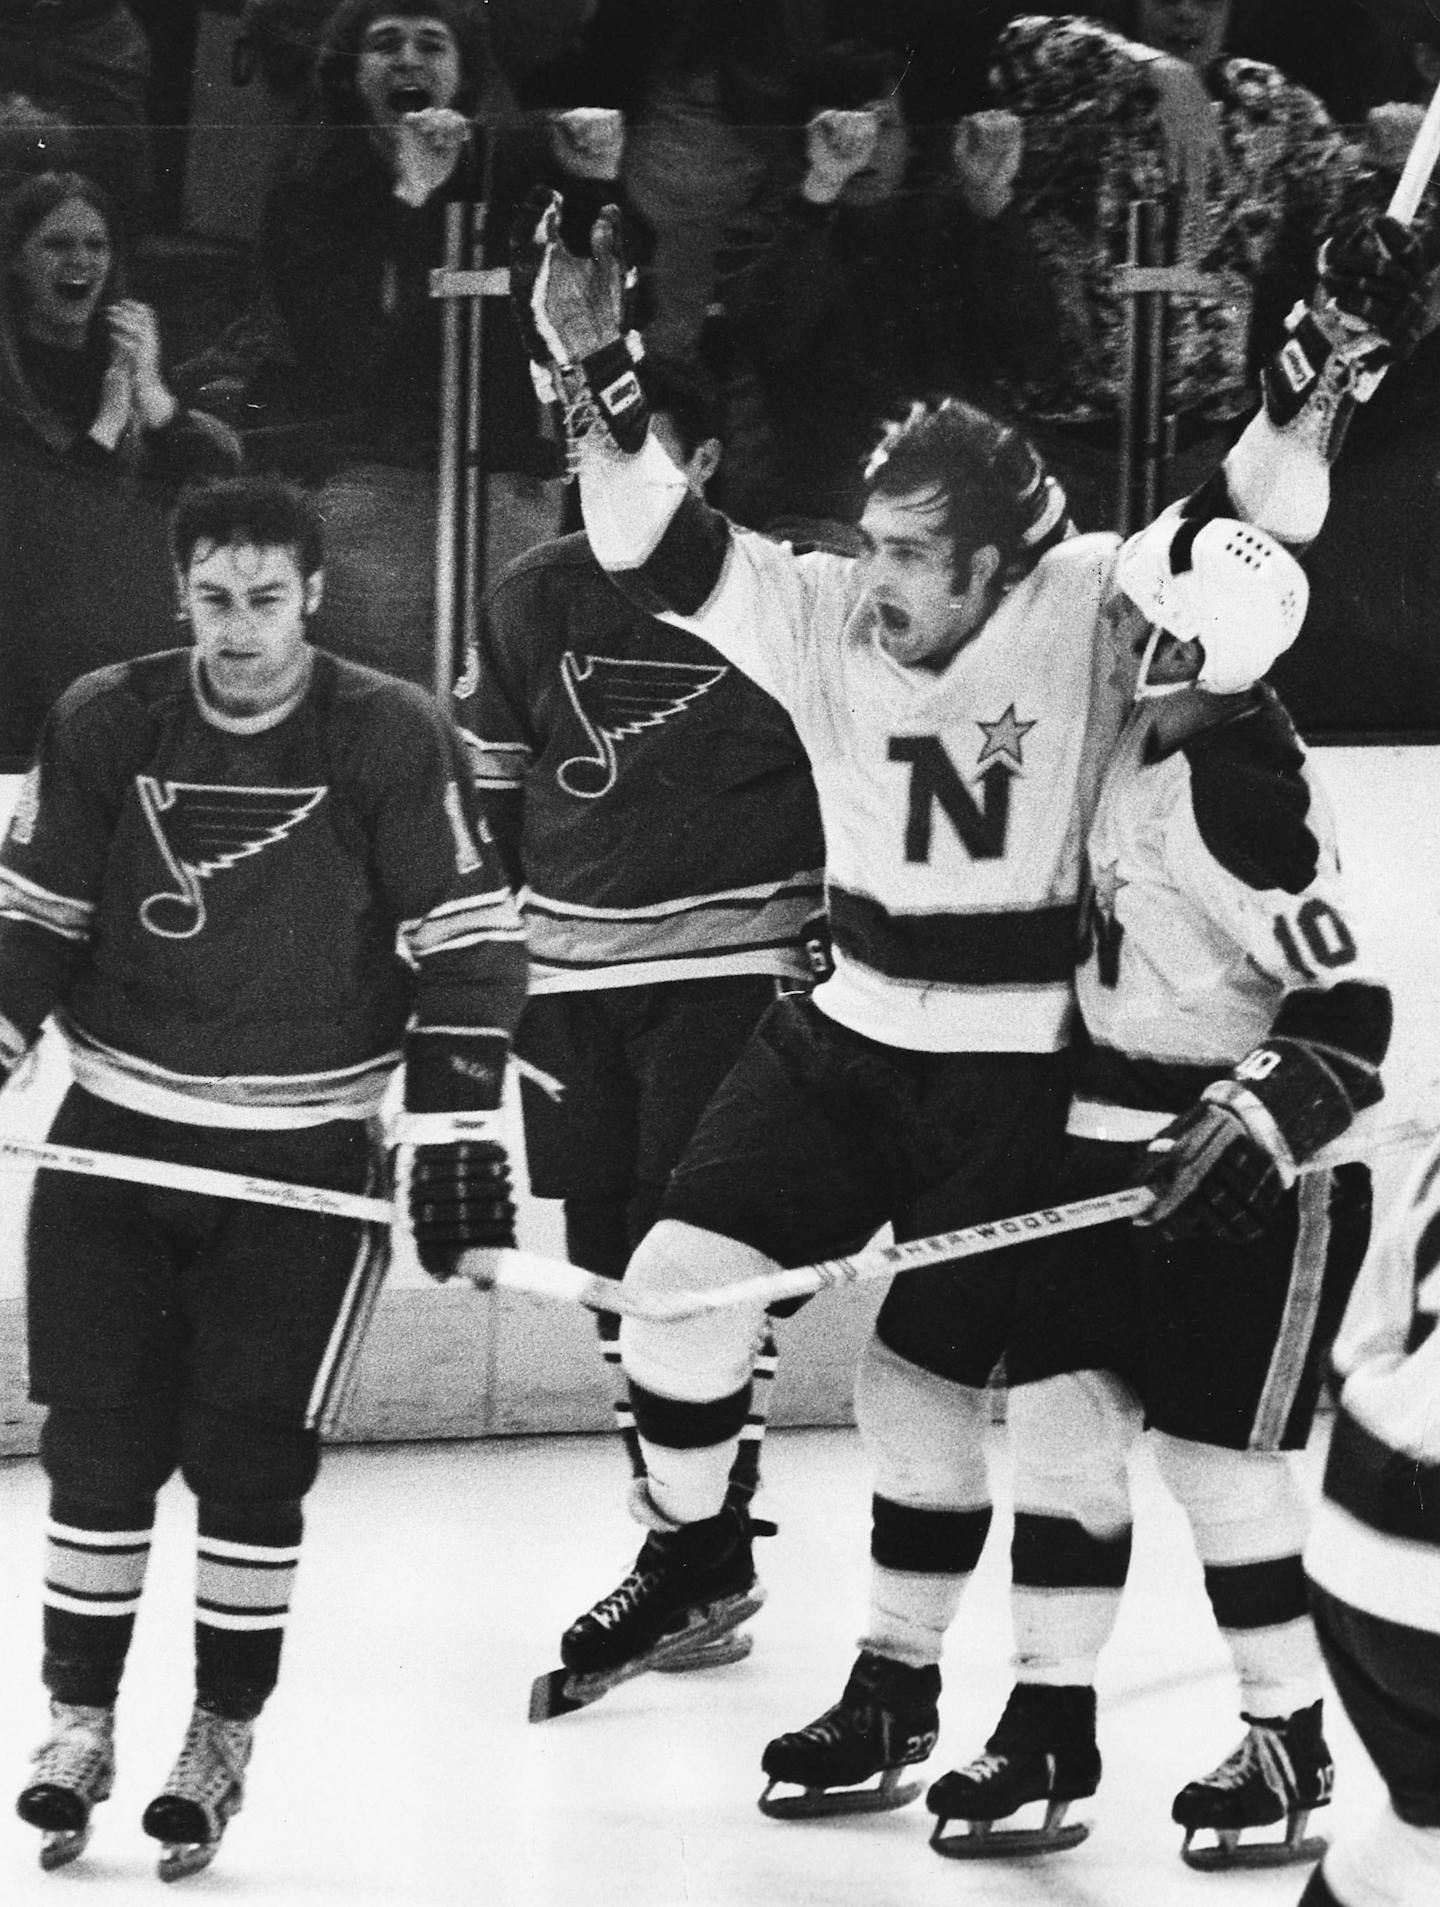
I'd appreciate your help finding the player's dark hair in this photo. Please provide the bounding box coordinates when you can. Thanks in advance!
[315,0,494,122]
[642,354,723,461]
[864,398,1071,591]
[171,477,326,579]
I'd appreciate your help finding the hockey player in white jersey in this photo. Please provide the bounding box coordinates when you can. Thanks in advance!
[1297,1140,1440,1907]
[508,196,1430,1760]
[924,495,1389,1867]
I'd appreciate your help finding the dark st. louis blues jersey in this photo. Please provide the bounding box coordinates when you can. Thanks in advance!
[0,647,527,1126]
[462,533,825,994]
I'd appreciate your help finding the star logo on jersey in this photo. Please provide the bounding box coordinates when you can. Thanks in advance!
[1086,858,1128,990]
[975,705,1036,773]
[556,652,728,798]
[135,777,327,939]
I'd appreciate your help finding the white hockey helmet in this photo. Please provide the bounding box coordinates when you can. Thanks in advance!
[1116,504,1309,697]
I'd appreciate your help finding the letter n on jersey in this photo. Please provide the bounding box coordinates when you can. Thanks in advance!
[888,736,1011,863]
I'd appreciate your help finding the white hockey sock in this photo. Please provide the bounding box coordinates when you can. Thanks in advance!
[1325,1805,1440,1907]
[636,1438,739,1527]
[864,1563,968,1670]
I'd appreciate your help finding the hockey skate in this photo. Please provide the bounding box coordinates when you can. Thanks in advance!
[530,1505,765,1721]
[141,1705,254,1882]
[758,1650,940,1818]
[1173,1700,1332,1870]
[927,1683,1100,1859]
[15,1700,115,1871]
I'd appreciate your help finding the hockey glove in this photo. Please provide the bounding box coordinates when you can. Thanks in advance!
[1134,1098,1285,1244]
[1263,214,1437,455]
[395,1026,517,1280]
[508,188,647,466]
[1320,213,1436,356]
[406,1138,516,1280]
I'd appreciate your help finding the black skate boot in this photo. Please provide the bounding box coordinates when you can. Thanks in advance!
[16,1700,115,1871]
[927,1683,1101,1859]
[758,1650,940,1818]
[142,1704,254,1882]
[1173,1699,1333,1870]
[530,1505,764,1720]
[654,1492,776,1676]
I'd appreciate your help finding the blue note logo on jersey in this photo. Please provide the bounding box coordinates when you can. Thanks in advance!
[556,652,728,797]
[135,777,328,939]
[888,706,1036,863]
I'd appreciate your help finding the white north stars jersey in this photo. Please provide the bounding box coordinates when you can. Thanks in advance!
[582,437,1130,1053]
[1305,1139,1440,1635]
[1070,688,1382,1138]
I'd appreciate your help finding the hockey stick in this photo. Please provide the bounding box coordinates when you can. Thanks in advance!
[1387,77,1440,226]
[3,1102,1436,1322]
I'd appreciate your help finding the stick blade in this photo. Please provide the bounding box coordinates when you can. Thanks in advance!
[528,1666,600,1722]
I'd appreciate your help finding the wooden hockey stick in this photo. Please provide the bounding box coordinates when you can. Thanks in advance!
[3,1102,1435,1325]
[1387,76,1440,225]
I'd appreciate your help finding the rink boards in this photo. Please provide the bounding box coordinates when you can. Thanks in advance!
[1,745,1437,1456]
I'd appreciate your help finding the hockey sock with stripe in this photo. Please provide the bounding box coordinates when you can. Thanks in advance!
[194,1499,303,1721]
[865,1497,993,1669]
[42,1492,156,1707]
[1010,1510,1132,1685]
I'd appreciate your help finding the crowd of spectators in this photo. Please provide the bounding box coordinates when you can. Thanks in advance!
[1,0,1439,758]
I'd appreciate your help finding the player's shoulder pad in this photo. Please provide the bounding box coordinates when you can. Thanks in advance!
[317,649,454,750]
[48,647,189,736]
[1182,690,1318,895]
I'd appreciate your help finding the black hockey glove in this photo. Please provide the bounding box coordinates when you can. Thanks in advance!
[1263,213,1437,446]
[1319,213,1436,357]
[407,1139,516,1280]
[396,1026,516,1281]
[1133,1099,1285,1244]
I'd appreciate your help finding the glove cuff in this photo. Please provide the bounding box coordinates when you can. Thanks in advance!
[403,1026,508,1114]
[393,1110,501,1146]
[1200,1079,1298,1187]
[1208,1035,1361,1172]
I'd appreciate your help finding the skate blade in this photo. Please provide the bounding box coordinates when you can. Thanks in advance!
[529,1589,764,1722]
[38,1825,92,1872]
[759,1770,923,1819]
[931,1800,1091,1861]
[654,1631,754,1673]
[157,1839,220,1883]
[1180,1823,1329,1871]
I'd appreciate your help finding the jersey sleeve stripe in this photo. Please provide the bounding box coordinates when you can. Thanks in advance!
[0,867,94,940]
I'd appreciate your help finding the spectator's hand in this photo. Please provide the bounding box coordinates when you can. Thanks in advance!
[90,324,137,450]
[550,107,624,182]
[1365,101,1427,175]
[393,105,470,205]
[802,108,879,204]
[1148,54,1227,254]
[108,300,177,431]
[951,110,1023,218]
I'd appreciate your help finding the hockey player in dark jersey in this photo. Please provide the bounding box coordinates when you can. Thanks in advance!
[508,194,1433,1745]
[6,476,527,1878]
[924,502,1389,1868]
[1298,1137,1440,1907]
[462,355,825,1657]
